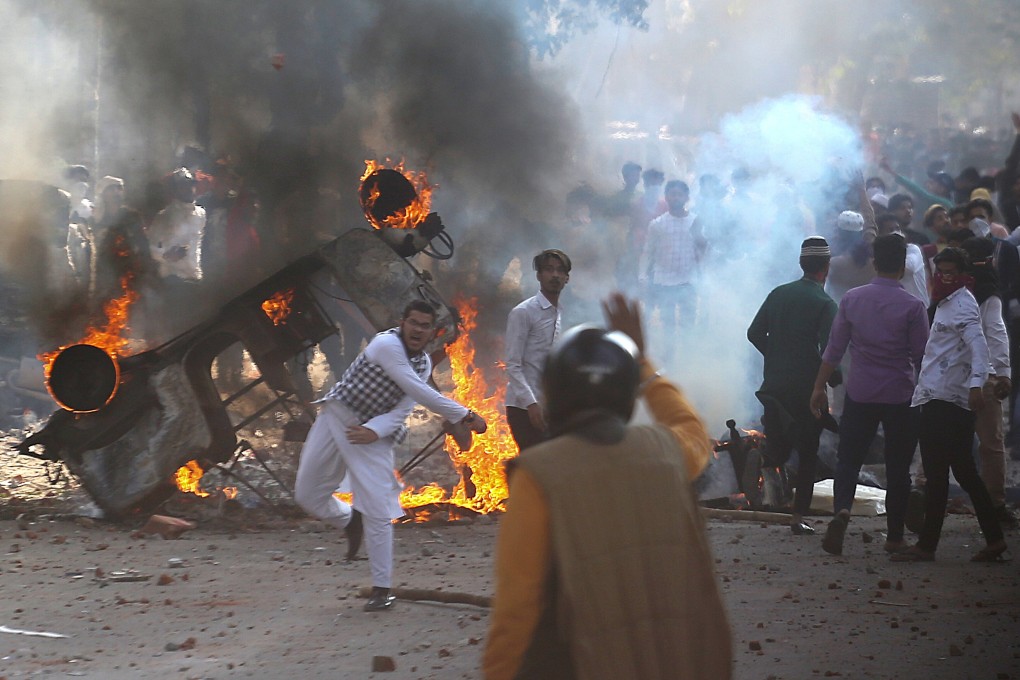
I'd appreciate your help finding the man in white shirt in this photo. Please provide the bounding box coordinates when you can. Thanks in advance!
[149,168,205,282]
[504,249,571,451]
[294,300,488,610]
[894,248,1008,562]
[876,213,929,305]
[147,168,206,339]
[638,181,706,360]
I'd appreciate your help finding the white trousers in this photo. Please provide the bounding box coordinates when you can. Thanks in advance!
[295,401,402,587]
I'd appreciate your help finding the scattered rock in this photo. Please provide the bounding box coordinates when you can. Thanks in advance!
[372,656,396,672]
[878,579,892,589]
[138,515,197,540]
[749,641,762,651]
[862,532,874,543]
[156,574,175,586]
[949,644,963,657]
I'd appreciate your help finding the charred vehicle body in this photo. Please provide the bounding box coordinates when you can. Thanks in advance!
[13,167,460,518]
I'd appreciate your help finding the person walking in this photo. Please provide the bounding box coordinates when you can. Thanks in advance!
[748,237,838,534]
[893,248,1009,562]
[811,234,929,555]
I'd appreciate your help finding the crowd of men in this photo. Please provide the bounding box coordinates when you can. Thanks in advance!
[746,114,1020,563]
[47,154,263,348]
[14,115,1018,676]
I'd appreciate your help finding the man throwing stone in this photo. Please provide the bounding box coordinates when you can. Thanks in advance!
[295,300,487,611]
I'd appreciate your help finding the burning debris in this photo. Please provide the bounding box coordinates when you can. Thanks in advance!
[11,164,509,524]
[398,297,518,519]
[358,160,453,259]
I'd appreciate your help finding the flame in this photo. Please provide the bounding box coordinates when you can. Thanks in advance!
[399,296,518,516]
[38,272,140,378]
[261,288,295,326]
[174,459,238,500]
[175,460,209,497]
[360,159,433,230]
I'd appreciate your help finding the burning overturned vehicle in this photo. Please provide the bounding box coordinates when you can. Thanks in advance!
[10,162,516,520]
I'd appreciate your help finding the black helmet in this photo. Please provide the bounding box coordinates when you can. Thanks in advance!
[543,325,640,430]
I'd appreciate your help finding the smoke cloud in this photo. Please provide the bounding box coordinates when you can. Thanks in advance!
[0,0,582,350]
[2,0,1014,445]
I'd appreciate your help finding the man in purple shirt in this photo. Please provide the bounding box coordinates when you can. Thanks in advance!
[810,234,929,555]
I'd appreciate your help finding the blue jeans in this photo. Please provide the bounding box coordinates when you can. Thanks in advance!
[833,395,918,542]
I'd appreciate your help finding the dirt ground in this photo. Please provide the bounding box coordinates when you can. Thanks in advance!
[2,494,1018,679]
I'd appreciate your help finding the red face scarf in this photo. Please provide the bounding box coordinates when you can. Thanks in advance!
[931,270,974,303]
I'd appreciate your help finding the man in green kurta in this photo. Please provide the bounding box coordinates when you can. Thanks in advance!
[747,236,839,534]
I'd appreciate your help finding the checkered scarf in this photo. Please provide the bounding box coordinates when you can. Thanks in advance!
[323,328,429,443]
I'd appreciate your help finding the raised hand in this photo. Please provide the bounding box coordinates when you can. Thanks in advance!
[601,292,645,358]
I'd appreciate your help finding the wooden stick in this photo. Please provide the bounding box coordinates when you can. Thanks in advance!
[701,507,794,524]
[358,586,491,608]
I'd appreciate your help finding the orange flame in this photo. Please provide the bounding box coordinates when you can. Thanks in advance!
[175,460,209,497]
[261,288,295,326]
[399,296,517,516]
[174,459,238,500]
[38,272,139,378]
[360,159,433,230]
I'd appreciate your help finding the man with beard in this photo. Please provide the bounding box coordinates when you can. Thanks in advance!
[294,300,488,611]
[887,194,929,246]
[504,249,571,451]
[748,237,838,534]
[485,293,730,680]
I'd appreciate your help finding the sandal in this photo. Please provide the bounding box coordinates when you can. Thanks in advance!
[890,545,935,562]
[971,541,1011,563]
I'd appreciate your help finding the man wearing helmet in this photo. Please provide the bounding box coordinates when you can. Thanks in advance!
[485,293,731,680]
[504,249,571,451]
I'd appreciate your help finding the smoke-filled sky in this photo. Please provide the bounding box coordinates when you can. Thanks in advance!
[0,0,1017,428]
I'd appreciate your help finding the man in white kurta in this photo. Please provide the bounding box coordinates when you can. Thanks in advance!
[294,300,486,611]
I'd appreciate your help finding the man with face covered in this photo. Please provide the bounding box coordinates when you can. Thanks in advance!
[893,248,1009,562]
[294,300,488,611]
[504,249,571,451]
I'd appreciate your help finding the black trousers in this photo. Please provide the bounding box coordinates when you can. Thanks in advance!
[761,400,822,516]
[917,399,1004,553]
[506,406,548,452]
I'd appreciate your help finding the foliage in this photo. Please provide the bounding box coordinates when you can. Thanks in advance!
[520,0,649,57]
